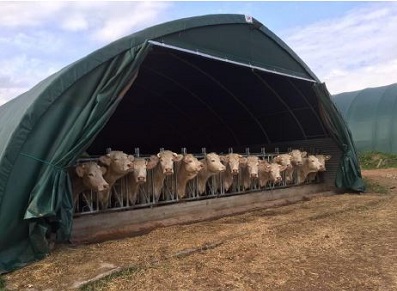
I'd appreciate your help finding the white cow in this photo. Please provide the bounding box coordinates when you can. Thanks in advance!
[219,153,244,192]
[258,161,287,188]
[306,154,332,182]
[273,149,307,184]
[98,151,134,209]
[174,154,203,199]
[197,152,226,195]
[239,156,268,190]
[126,157,159,206]
[146,150,183,203]
[70,162,109,209]
[296,155,323,185]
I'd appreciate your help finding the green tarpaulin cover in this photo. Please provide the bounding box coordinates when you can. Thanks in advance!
[0,14,364,273]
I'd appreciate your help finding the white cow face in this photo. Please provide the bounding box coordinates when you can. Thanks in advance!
[273,154,293,169]
[262,162,287,183]
[75,162,109,191]
[315,154,331,172]
[220,153,243,175]
[99,151,134,174]
[205,153,226,173]
[289,149,307,166]
[182,154,203,175]
[245,156,260,179]
[305,155,322,171]
[156,150,183,175]
[130,158,149,183]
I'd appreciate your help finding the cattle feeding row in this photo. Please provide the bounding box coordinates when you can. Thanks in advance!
[70,149,331,214]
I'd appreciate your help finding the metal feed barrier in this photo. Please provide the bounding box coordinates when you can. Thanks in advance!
[73,147,322,216]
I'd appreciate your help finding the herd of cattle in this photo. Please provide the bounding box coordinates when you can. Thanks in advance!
[70,149,331,213]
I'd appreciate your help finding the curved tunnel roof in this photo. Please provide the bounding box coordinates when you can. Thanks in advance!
[333,83,397,153]
[0,14,364,273]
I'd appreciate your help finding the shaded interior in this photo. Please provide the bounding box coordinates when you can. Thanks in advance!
[88,45,329,155]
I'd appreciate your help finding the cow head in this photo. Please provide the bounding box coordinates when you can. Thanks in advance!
[75,162,109,191]
[99,150,134,174]
[305,155,322,171]
[154,150,183,175]
[260,162,287,183]
[245,156,261,179]
[315,154,331,172]
[130,158,149,183]
[273,154,293,169]
[220,153,243,175]
[182,154,203,176]
[289,149,307,166]
[205,153,226,173]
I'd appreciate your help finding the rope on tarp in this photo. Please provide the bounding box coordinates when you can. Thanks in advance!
[19,152,64,171]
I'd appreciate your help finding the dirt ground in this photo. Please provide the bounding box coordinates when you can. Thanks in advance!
[3,168,397,290]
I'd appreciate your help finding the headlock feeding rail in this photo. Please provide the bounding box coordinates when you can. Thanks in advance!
[72,146,329,217]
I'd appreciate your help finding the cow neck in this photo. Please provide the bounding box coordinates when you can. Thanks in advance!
[70,170,86,197]
[103,168,126,186]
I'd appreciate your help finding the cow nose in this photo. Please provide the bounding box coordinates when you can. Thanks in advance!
[164,168,173,174]
[251,173,258,178]
[287,164,293,169]
[232,169,239,174]
[138,176,146,182]
[276,176,282,181]
[103,184,109,189]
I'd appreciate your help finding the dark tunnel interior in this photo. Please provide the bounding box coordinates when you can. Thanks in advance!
[87,45,329,156]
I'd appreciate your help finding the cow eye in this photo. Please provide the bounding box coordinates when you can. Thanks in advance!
[88,173,94,177]
[211,159,215,162]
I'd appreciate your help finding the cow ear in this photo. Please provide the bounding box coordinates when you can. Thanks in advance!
[219,155,226,162]
[279,164,288,172]
[239,157,247,166]
[128,155,135,162]
[147,156,159,169]
[99,155,111,166]
[301,151,308,157]
[273,155,281,162]
[325,155,331,160]
[173,154,184,162]
[100,166,107,175]
[258,160,267,165]
[75,164,85,177]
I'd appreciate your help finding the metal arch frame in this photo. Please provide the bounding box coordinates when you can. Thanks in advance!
[132,82,219,148]
[167,51,271,144]
[140,65,242,146]
[148,40,317,83]
[252,71,308,140]
[286,78,328,135]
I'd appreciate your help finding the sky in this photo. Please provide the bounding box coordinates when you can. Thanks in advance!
[1,1,397,106]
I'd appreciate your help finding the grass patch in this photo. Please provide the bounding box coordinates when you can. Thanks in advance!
[359,151,397,170]
[363,177,389,195]
[0,276,6,291]
[80,266,141,291]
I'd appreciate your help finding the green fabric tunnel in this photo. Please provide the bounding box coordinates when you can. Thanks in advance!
[0,14,364,273]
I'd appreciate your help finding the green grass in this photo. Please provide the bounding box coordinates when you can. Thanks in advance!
[359,151,397,170]
[363,177,389,195]
[0,276,6,291]
[79,266,141,291]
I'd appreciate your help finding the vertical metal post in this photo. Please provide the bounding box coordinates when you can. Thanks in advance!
[135,147,140,157]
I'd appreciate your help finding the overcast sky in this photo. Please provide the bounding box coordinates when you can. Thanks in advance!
[1,1,396,106]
